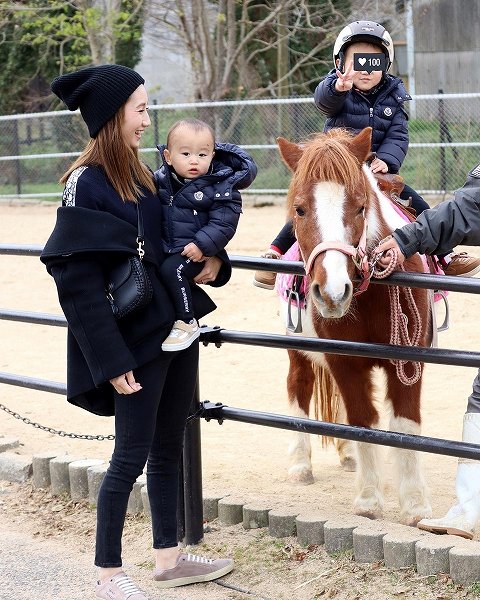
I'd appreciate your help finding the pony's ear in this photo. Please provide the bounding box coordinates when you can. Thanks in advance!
[277,137,303,172]
[349,127,373,164]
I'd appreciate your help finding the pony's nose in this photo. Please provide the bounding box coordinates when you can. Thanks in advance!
[310,280,353,316]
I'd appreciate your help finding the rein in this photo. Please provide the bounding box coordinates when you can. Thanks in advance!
[371,245,423,385]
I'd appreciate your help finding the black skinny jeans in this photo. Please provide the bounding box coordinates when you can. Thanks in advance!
[95,341,199,567]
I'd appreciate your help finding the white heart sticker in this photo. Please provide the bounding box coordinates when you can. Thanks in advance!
[358,57,366,66]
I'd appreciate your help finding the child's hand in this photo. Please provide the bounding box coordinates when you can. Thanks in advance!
[335,60,355,92]
[370,157,389,174]
[182,242,205,262]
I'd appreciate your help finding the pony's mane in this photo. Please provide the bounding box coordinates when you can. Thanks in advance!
[288,129,365,211]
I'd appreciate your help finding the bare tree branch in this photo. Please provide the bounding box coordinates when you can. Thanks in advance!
[147,0,407,100]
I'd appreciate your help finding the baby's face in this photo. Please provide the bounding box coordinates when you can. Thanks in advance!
[164,126,215,179]
[343,42,384,92]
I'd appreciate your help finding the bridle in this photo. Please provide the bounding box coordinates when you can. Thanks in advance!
[298,208,423,386]
[302,208,371,296]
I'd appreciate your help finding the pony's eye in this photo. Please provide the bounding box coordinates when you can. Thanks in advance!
[295,206,305,217]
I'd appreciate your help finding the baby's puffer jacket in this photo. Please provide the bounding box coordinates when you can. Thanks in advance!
[314,70,412,173]
[155,142,257,255]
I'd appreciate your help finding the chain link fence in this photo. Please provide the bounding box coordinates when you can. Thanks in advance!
[1,92,480,201]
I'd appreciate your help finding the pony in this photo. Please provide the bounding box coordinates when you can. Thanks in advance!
[276,127,433,525]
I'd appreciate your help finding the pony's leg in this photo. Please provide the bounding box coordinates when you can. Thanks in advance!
[329,359,384,517]
[389,415,432,525]
[286,349,314,484]
[354,440,384,519]
[334,398,356,472]
[387,372,432,525]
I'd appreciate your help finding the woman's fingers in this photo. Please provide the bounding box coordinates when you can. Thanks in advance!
[110,371,142,394]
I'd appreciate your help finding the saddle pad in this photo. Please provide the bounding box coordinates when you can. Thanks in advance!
[275,243,307,308]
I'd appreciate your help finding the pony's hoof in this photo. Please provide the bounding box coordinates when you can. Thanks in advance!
[340,456,356,472]
[401,509,432,527]
[287,468,314,485]
[354,508,382,520]
[403,516,422,527]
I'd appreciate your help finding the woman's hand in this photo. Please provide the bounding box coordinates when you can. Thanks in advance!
[194,255,222,285]
[110,371,142,394]
[374,236,406,268]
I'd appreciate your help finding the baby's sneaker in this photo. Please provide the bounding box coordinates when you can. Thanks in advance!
[253,249,281,289]
[162,319,200,352]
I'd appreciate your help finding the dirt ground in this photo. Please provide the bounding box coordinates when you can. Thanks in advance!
[1,201,480,599]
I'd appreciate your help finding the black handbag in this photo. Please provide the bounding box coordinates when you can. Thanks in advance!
[105,202,153,320]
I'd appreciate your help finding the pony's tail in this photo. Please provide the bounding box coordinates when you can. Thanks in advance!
[312,363,341,448]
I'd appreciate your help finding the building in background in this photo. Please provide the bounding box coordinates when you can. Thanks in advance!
[136,0,480,104]
[413,0,480,94]
[135,5,194,104]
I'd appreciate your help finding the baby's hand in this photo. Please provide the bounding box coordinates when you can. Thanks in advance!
[370,157,389,174]
[335,60,355,92]
[182,242,204,262]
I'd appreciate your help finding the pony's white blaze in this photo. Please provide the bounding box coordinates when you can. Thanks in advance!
[313,181,351,300]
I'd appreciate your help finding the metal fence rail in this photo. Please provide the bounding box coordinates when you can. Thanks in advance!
[2,92,480,199]
[2,245,480,544]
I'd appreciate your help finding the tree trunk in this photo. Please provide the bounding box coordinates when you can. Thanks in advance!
[76,0,121,64]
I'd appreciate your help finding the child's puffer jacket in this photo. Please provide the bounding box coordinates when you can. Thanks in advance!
[314,70,412,173]
[155,142,257,256]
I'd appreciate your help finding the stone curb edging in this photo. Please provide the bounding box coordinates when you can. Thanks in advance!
[1,444,479,586]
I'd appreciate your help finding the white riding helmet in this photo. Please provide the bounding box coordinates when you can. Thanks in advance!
[333,20,394,72]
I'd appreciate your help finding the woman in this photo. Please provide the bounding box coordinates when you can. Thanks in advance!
[41,64,233,600]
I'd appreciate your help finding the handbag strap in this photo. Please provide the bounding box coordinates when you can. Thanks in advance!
[135,202,146,259]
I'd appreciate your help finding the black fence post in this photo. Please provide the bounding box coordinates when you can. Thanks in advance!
[13,118,22,196]
[182,372,204,545]
[152,99,161,171]
[438,89,447,194]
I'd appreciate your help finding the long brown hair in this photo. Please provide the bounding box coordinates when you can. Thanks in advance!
[60,107,155,201]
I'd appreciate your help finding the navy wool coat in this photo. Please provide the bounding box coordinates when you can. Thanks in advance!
[40,166,231,416]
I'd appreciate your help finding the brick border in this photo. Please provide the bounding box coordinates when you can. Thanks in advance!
[1,442,479,586]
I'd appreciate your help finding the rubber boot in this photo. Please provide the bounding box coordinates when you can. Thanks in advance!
[417,413,480,539]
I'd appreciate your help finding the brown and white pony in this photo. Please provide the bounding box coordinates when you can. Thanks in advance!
[277,127,432,525]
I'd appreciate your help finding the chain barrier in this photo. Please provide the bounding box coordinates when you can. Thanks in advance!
[0,402,115,440]
[1,399,203,437]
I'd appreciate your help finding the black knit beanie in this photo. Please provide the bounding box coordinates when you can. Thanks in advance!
[51,64,145,138]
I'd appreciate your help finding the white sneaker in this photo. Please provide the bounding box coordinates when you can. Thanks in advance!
[162,319,200,352]
[96,572,149,599]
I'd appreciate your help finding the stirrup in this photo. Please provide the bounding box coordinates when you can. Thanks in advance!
[435,289,450,332]
[286,289,302,333]
[286,275,305,334]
